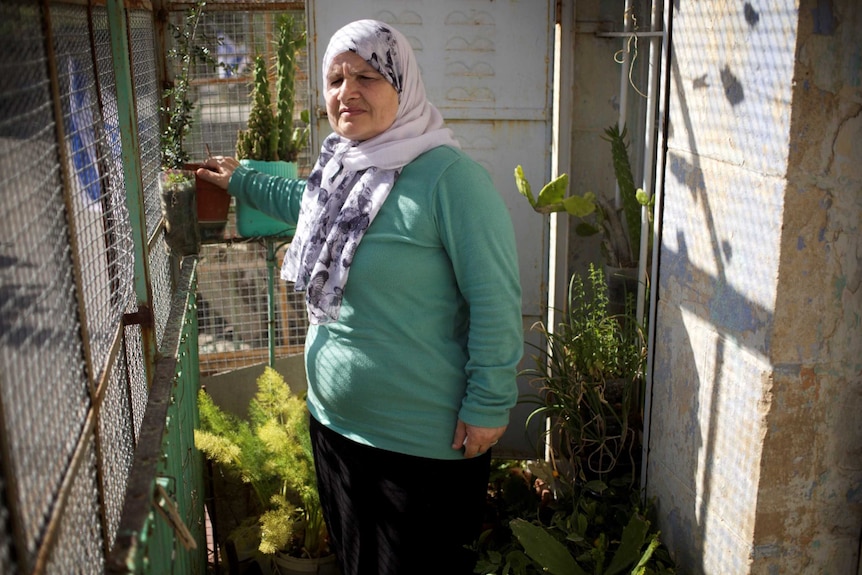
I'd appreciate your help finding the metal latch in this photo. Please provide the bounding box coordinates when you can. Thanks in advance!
[153,481,197,551]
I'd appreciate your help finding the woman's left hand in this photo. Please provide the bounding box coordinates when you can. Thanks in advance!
[451,419,507,458]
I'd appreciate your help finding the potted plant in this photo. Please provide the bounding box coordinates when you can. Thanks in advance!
[195,366,336,574]
[159,0,232,244]
[158,169,200,257]
[523,264,646,486]
[234,14,309,238]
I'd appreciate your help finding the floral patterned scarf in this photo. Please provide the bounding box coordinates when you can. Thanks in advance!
[281,19,459,324]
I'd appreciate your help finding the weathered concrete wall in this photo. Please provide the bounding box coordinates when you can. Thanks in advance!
[646,0,862,573]
[755,1,862,572]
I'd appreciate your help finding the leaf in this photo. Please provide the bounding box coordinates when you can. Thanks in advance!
[510,519,587,575]
[603,513,651,575]
[583,480,607,494]
[561,192,597,218]
[630,533,661,575]
[576,513,588,537]
[536,173,570,208]
[635,188,650,206]
[514,165,536,207]
[526,459,556,486]
[574,222,600,237]
[503,550,532,575]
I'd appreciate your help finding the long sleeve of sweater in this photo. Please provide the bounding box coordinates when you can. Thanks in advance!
[227,164,306,225]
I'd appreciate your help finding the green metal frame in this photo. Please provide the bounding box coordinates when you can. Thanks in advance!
[103,1,206,570]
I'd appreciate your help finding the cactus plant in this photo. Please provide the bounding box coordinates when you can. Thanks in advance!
[236,14,308,162]
[236,55,277,161]
[515,125,652,269]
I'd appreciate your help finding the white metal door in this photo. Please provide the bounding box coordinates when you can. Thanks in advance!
[307,1,555,456]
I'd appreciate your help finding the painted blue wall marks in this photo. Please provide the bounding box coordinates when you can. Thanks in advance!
[812,0,836,36]
[708,277,762,335]
[660,231,694,292]
[743,3,760,27]
[720,65,745,106]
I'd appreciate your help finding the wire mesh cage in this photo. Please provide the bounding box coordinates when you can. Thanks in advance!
[172,7,313,170]
[1,1,310,571]
[1,3,99,570]
[196,240,307,377]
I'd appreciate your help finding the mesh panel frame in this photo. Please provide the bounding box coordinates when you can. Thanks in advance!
[53,4,137,377]
[129,8,164,239]
[0,3,91,568]
[0,1,310,570]
[44,440,104,574]
[97,357,135,551]
[197,241,307,376]
[123,321,149,442]
[168,7,313,374]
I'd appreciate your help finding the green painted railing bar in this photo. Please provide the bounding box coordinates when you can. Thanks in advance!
[107,259,206,574]
[105,0,157,385]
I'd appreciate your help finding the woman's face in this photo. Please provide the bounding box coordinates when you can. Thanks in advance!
[325,50,399,142]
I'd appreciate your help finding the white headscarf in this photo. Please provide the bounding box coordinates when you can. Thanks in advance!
[281,19,459,324]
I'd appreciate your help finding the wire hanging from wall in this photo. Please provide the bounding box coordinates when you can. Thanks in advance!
[614,10,649,99]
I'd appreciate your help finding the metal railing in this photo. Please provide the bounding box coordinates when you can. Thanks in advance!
[107,258,205,574]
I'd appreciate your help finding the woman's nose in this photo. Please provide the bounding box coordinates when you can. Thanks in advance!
[338,76,358,101]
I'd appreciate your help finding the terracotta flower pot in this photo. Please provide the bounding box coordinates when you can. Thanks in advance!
[185,162,231,241]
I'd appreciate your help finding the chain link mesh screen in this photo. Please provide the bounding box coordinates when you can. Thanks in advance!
[123,322,148,443]
[0,1,310,571]
[129,8,164,240]
[55,3,137,377]
[197,241,307,376]
[0,2,91,569]
[177,8,313,171]
[44,440,104,574]
[98,356,135,551]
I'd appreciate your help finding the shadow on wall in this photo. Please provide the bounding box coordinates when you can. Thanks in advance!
[647,2,792,572]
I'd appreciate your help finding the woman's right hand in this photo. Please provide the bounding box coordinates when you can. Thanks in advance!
[196,156,240,191]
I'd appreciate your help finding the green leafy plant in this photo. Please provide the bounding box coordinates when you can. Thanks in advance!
[195,366,329,559]
[523,264,645,486]
[471,265,670,574]
[160,0,221,170]
[236,14,309,162]
[515,125,652,268]
[159,1,236,170]
[508,498,665,575]
[473,461,675,575]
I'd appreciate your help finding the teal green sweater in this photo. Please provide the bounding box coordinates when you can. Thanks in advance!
[229,146,523,459]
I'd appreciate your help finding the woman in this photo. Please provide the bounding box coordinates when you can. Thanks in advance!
[198,19,522,575]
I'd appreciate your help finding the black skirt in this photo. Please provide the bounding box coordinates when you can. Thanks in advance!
[309,416,492,575]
